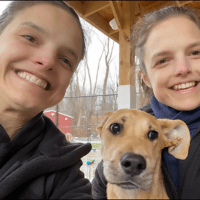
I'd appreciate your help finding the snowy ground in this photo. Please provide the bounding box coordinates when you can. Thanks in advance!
[80,148,102,182]
[73,137,101,144]
[71,137,102,182]
[72,137,101,181]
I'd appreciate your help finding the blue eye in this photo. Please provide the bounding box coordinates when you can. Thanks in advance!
[24,35,37,44]
[61,57,72,68]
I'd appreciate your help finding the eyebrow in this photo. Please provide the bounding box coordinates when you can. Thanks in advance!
[20,21,47,35]
[187,41,200,49]
[20,21,79,62]
[151,50,171,61]
[63,46,78,61]
[152,41,200,61]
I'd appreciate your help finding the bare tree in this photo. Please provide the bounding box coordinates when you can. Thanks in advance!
[47,21,119,138]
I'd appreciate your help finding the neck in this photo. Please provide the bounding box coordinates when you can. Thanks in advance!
[0,108,37,141]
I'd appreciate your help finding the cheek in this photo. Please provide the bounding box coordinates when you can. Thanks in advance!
[149,72,166,91]
[58,71,73,93]
[0,39,29,65]
[146,142,163,167]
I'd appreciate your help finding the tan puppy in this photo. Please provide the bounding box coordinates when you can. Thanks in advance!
[97,109,190,199]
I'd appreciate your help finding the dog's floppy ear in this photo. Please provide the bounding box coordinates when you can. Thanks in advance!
[97,112,113,137]
[158,119,190,160]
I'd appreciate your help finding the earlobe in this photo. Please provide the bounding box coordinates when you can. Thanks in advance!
[138,70,152,88]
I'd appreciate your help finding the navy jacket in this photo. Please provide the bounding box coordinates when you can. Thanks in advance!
[92,104,200,199]
[0,112,93,199]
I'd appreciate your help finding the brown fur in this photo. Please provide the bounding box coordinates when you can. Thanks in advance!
[97,109,190,199]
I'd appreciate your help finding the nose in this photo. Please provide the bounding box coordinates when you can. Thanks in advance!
[33,49,56,71]
[120,153,146,176]
[36,61,53,71]
[175,59,191,76]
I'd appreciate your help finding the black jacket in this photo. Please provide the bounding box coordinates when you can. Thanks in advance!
[92,104,200,199]
[0,112,93,199]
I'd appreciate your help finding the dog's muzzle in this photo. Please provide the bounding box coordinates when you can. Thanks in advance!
[103,153,152,191]
[120,153,146,176]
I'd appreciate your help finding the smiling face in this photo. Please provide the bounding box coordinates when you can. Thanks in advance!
[0,3,82,115]
[142,16,200,111]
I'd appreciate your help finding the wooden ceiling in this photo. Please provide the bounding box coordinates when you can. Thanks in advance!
[65,1,200,43]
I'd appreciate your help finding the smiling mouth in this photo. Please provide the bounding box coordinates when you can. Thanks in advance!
[171,81,198,90]
[15,70,51,90]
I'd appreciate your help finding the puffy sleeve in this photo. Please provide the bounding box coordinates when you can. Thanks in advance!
[92,160,107,199]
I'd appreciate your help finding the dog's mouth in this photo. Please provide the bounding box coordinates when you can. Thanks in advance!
[116,182,139,190]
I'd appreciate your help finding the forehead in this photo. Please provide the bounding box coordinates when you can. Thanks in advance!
[144,16,200,61]
[2,3,83,61]
[9,3,77,27]
[103,110,162,144]
[107,110,159,127]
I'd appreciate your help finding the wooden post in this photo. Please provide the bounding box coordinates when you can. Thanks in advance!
[118,1,137,109]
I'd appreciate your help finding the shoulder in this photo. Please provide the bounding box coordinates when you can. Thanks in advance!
[39,114,92,159]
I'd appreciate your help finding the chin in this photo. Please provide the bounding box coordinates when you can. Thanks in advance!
[12,98,44,112]
[168,103,200,111]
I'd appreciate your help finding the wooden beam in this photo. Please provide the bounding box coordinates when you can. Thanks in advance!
[110,31,119,42]
[118,1,138,108]
[119,1,137,85]
[85,13,118,43]
[65,1,85,16]
[109,29,119,36]
[176,0,181,6]
[86,13,110,34]
[109,1,123,30]
[66,0,119,43]
[176,1,193,6]
[84,1,110,17]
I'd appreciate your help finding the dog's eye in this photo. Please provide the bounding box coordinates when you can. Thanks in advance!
[147,131,158,141]
[110,123,121,135]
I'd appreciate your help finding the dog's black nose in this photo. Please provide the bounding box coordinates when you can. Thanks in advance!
[120,153,146,176]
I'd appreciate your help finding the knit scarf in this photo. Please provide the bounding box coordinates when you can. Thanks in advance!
[150,95,200,189]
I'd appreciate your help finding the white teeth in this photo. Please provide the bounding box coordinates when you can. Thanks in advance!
[30,76,37,83]
[173,81,196,90]
[35,79,43,86]
[16,71,48,90]
[186,83,190,88]
[25,75,31,81]
[43,82,47,89]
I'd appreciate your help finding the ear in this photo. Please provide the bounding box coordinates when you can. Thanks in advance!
[138,70,152,88]
[97,112,113,137]
[158,119,190,160]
